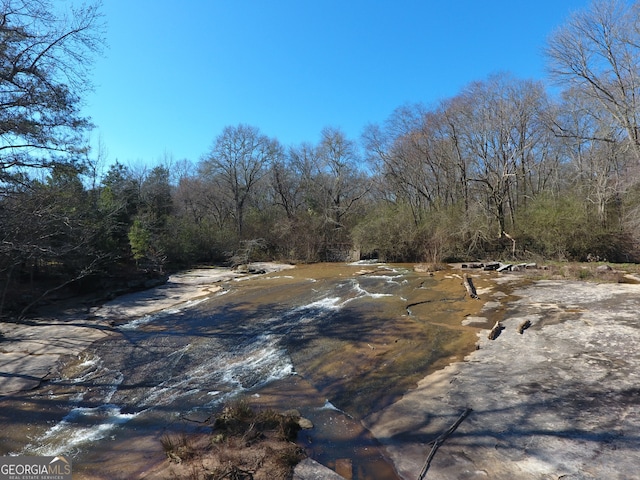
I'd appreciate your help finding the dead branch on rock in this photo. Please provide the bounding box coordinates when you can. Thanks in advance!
[463,274,479,300]
[518,319,532,334]
[488,320,504,340]
[418,407,473,480]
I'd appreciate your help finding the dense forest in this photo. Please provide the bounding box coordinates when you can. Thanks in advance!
[3,0,640,316]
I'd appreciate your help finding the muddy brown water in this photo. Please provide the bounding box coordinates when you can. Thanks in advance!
[0,263,504,479]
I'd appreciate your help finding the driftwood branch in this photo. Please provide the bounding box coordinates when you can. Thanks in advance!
[518,319,532,334]
[463,274,479,300]
[418,408,473,480]
[488,320,504,340]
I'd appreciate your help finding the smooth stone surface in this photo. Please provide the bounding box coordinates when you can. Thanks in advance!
[365,280,640,479]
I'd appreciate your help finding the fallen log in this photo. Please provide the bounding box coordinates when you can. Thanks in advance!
[483,262,500,271]
[463,274,479,300]
[488,320,504,340]
[518,319,532,334]
[418,407,473,480]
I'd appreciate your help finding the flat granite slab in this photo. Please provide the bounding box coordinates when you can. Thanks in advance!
[365,280,640,479]
[0,265,294,396]
[293,458,346,480]
[0,322,109,395]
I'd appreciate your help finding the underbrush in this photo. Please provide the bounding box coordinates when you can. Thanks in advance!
[161,400,306,480]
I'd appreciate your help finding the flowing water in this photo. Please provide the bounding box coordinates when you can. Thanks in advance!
[0,262,496,479]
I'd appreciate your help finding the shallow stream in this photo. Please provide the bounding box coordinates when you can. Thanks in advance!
[0,262,499,479]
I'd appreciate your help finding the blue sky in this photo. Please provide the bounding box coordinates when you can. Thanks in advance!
[83,0,591,166]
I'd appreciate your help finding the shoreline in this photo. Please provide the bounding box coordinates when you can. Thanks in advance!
[364,275,640,479]
[0,263,294,396]
[3,263,640,478]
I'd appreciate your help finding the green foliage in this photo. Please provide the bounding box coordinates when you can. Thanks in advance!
[128,219,151,262]
[266,210,327,263]
[516,194,587,259]
[515,193,631,261]
[417,203,480,262]
[0,0,103,176]
[140,166,173,228]
[352,201,488,263]
[352,202,422,261]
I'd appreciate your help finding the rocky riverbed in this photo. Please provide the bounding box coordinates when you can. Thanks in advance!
[365,275,640,479]
[0,265,279,396]
[2,264,640,479]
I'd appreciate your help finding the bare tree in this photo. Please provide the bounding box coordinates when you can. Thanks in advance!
[554,87,628,224]
[362,104,434,224]
[200,125,281,236]
[440,97,474,212]
[448,74,552,237]
[546,0,640,161]
[270,147,306,220]
[313,127,370,235]
[0,1,105,315]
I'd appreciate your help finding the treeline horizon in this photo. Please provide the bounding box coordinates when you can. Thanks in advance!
[3,0,640,316]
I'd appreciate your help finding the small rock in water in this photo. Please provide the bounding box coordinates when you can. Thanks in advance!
[282,408,301,418]
[297,417,314,429]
